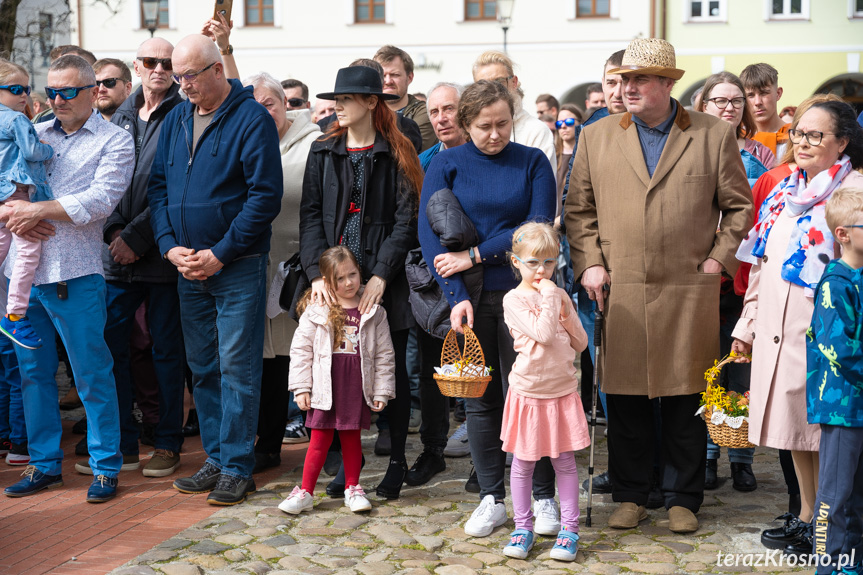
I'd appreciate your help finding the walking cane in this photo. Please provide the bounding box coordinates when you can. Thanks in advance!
[585,308,603,527]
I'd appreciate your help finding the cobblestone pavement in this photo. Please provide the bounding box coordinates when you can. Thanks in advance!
[106,422,812,575]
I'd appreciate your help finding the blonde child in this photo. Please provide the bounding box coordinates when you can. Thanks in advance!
[0,60,53,350]
[279,246,395,515]
[501,222,590,561]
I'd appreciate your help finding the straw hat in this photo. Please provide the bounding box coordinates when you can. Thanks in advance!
[608,38,685,80]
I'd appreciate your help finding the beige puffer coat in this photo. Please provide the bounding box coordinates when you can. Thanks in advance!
[288,302,396,411]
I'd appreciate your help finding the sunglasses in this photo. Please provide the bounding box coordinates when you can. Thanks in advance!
[287,97,306,108]
[137,57,173,71]
[513,255,557,271]
[0,84,31,96]
[555,118,576,129]
[96,78,123,89]
[171,62,217,84]
[45,85,95,101]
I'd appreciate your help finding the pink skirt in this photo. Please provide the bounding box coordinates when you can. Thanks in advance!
[501,388,590,461]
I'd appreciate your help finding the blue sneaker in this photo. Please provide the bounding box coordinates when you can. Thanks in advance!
[503,529,534,559]
[0,315,42,349]
[87,475,118,503]
[550,527,579,561]
[4,465,63,497]
[843,564,863,574]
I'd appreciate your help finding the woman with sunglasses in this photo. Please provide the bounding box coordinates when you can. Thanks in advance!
[0,60,53,351]
[553,105,582,219]
[695,72,775,494]
[419,80,555,538]
[732,99,863,556]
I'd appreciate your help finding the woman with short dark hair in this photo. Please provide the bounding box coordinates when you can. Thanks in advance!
[418,79,556,537]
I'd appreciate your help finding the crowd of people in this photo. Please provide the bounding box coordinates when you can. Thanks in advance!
[1,18,863,569]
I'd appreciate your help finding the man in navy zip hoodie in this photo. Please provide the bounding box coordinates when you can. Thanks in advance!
[148,34,283,506]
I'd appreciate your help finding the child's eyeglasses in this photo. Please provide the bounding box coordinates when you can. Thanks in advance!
[843,225,863,229]
[95,78,122,89]
[45,85,95,100]
[513,255,557,271]
[137,57,173,71]
[0,84,31,96]
[555,118,576,129]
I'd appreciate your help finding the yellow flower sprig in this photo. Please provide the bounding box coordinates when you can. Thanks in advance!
[699,351,752,418]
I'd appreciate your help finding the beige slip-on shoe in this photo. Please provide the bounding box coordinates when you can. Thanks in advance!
[668,506,699,533]
[608,502,648,529]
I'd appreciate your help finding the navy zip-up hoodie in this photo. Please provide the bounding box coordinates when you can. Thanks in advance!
[148,79,283,265]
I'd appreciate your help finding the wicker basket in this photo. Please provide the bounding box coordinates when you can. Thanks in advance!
[433,326,493,398]
[700,355,756,449]
[705,409,755,448]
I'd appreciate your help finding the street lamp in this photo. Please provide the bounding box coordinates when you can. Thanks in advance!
[496,0,515,53]
[141,0,161,37]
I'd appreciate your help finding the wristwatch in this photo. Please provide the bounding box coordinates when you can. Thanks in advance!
[220,44,233,56]
[469,246,477,265]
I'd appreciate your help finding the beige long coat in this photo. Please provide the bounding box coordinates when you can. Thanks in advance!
[564,103,753,397]
[732,170,863,450]
[263,110,322,358]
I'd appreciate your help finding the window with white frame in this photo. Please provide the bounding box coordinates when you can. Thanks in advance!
[851,0,863,18]
[686,0,725,22]
[767,0,809,20]
[139,0,170,29]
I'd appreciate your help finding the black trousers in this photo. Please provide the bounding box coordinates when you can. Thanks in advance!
[255,355,290,454]
[607,392,705,512]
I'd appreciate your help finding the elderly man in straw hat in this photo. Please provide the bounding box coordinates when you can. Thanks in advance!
[564,38,752,533]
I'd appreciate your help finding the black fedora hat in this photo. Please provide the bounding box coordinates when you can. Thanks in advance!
[316,66,400,101]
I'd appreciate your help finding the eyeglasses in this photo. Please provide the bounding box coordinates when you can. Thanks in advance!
[843,225,863,229]
[171,62,216,84]
[492,76,513,85]
[45,85,95,101]
[513,255,557,271]
[287,97,306,108]
[788,129,835,147]
[556,118,576,129]
[706,97,745,110]
[0,84,31,96]
[137,57,173,71]
[95,78,123,89]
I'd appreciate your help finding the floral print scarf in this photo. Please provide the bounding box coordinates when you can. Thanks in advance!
[736,154,853,296]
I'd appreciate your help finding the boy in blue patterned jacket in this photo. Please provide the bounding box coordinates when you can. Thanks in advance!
[807,187,863,575]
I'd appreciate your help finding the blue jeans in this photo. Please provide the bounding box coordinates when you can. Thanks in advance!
[15,275,122,477]
[105,280,185,455]
[178,255,266,479]
[0,334,25,444]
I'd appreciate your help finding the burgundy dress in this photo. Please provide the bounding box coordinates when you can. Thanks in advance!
[305,308,371,430]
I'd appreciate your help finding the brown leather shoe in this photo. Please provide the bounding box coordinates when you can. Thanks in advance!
[59,387,82,410]
[668,506,699,533]
[608,502,648,529]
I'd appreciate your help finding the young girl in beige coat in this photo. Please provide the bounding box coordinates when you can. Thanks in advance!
[279,247,396,515]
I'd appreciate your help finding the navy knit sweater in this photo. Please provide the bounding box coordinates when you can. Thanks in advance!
[419,140,556,307]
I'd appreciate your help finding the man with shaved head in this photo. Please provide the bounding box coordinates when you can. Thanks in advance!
[97,37,187,481]
[148,35,282,505]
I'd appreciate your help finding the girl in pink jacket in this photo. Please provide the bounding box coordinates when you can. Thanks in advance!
[279,247,396,515]
[500,222,590,562]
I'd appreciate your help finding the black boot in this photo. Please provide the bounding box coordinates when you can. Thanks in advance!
[730,462,757,492]
[182,409,200,437]
[761,513,808,550]
[405,451,446,486]
[783,521,813,558]
[705,459,719,490]
[326,455,365,498]
[375,458,407,499]
[581,470,612,494]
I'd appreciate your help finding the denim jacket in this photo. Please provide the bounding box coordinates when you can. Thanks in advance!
[0,103,53,203]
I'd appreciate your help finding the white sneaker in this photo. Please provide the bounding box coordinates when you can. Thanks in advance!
[464,494,508,537]
[278,486,313,514]
[443,421,470,458]
[533,498,561,536]
[345,484,372,512]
